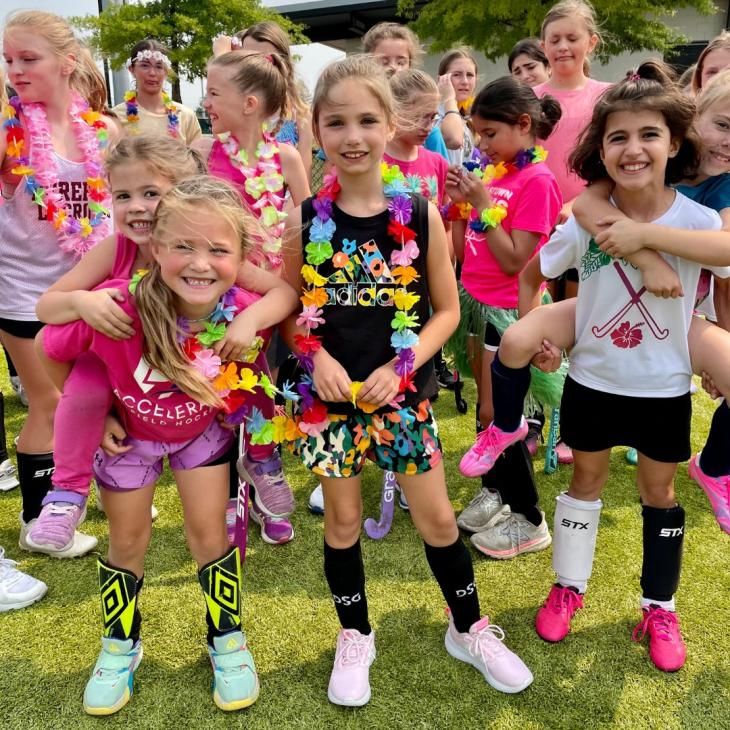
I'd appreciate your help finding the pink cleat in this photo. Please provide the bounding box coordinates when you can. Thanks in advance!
[459,419,528,478]
[535,584,584,642]
[327,629,376,706]
[632,605,686,672]
[688,454,730,534]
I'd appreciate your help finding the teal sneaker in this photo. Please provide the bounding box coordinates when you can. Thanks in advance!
[626,448,638,465]
[208,630,260,711]
[83,637,143,716]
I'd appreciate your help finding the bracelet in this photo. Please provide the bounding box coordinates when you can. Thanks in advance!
[440,202,471,221]
[442,109,461,118]
[469,204,507,232]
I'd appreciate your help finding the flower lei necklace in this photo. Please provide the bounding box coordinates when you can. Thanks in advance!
[2,93,111,257]
[124,90,179,138]
[218,128,287,270]
[129,274,299,444]
[442,146,548,231]
[292,163,422,434]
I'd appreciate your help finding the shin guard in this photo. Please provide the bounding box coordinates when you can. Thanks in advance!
[17,452,55,523]
[98,558,142,642]
[552,492,602,593]
[641,504,684,602]
[199,546,242,642]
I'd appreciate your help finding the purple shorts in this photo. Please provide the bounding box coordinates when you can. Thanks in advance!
[94,418,234,491]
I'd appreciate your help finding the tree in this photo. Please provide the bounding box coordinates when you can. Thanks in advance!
[73,0,306,102]
[399,0,717,61]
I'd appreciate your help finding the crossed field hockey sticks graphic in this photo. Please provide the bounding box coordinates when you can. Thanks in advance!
[591,261,669,340]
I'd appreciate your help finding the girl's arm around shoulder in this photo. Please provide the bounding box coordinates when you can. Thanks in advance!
[280,143,311,206]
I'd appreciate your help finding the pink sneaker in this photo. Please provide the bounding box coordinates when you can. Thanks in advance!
[555,440,574,464]
[632,605,686,672]
[249,499,294,545]
[459,419,528,478]
[445,613,533,693]
[26,491,86,552]
[327,629,375,706]
[688,454,730,534]
[535,584,584,642]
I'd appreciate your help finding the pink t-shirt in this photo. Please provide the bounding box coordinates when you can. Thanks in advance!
[110,233,139,279]
[43,280,261,443]
[461,162,562,308]
[534,79,611,202]
[383,148,448,207]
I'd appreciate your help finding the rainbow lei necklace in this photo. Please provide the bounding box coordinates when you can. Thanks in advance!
[124,90,179,138]
[293,163,422,431]
[2,94,111,257]
[218,129,287,270]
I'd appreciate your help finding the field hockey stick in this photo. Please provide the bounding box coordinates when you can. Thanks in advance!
[613,263,668,339]
[364,470,397,539]
[544,407,560,474]
[234,426,250,561]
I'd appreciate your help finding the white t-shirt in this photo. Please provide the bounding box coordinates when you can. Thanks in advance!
[540,192,729,397]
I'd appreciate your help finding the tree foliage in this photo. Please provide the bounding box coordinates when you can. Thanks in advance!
[73,0,306,101]
[399,0,717,60]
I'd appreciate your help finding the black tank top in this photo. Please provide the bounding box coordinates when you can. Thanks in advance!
[300,192,437,414]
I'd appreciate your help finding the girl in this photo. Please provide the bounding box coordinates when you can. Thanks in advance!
[281,55,533,706]
[213,23,314,181]
[691,31,730,96]
[437,48,478,165]
[445,77,563,559]
[112,39,202,144]
[361,22,456,161]
[38,176,298,715]
[509,38,551,88]
[461,64,730,672]
[198,49,310,543]
[29,136,284,554]
[1,10,119,557]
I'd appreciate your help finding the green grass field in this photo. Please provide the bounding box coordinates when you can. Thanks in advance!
[0,371,728,730]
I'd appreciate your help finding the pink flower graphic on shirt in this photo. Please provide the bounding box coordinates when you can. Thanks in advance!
[610,321,643,349]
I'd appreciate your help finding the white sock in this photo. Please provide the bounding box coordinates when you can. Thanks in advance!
[557,578,587,594]
[641,596,675,612]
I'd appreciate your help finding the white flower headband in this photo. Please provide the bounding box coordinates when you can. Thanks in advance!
[128,49,171,70]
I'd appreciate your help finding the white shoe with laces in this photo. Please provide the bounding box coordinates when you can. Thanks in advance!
[327,628,376,706]
[444,612,533,693]
[0,546,47,611]
[0,459,19,492]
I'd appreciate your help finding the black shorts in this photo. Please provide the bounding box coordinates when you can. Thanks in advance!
[560,375,691,463]
[483,321,501,352]
[265,330,291,370]
[0,318,45,339]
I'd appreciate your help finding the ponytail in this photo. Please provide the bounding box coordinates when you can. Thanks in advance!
[535,95,562,138]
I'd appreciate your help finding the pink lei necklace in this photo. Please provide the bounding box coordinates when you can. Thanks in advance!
[218,128,287,270]
[2,93,111,257]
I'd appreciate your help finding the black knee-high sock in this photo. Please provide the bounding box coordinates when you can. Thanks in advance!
[228,437,239,500]
[17,452,54,522]
[699,401,730,477]
[324,540,371,635]
[0,392,8,463]
[424,538,480,633]
[491,354,531,432]
[641,505,684,602]
[4,347,18,378]
[485,442,542,526]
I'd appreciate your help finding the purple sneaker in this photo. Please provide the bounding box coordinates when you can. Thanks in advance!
[249,499,294,545]
[238,451,294,518]
[26,491,87,552]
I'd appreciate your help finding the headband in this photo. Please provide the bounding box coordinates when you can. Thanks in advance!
[128,49,171,70]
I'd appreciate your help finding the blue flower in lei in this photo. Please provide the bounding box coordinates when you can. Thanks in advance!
[310,216,336,242]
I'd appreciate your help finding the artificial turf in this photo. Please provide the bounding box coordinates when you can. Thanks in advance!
[0,371,728,729]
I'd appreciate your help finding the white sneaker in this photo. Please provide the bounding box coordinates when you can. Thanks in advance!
[471,510,552,560]
[445,613,533,693]
[95,483,158,520]
[10,375,28,407]
[327,629,376,706]
[0,459,19,492]
[457,489,504,533]
[0,546,47,611]
[309,483,324,515]
[19,514,98,558]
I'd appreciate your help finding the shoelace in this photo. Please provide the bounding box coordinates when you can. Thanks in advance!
[549,586,582,615]
[632,607,678,642]
[472,428,500,457]
[335,632,373,668]
[467,623,507,662]
[96,646,138,681]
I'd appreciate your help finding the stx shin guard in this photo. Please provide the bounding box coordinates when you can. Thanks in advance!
[641,504,685,602]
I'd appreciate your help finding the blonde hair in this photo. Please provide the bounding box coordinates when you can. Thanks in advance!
[390,69,438,133]
[236,21,309,120]
[136,176,253,407]
[692,32,730,96]
[362,22,423,67]
[697,68,730,116]
[209,50,291,123]
[0,66,7,107]
[541,0,602,75]
[4,11,107,112]
[312,55,395,140]
[106,135,203,184]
